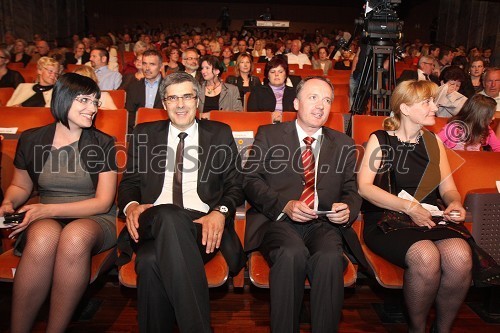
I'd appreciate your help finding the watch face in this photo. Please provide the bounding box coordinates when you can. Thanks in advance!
[220,206,229,213]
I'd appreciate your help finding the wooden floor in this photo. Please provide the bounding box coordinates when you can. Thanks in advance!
[0,274,499,333]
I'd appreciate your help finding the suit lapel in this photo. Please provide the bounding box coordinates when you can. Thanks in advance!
[197,120,213,185]
[282,122,303,180]
[149,121,170,200]
[317,128,336,184]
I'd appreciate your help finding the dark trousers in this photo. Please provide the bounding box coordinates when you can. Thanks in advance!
[135,204,217,333]
[259,219,346,333]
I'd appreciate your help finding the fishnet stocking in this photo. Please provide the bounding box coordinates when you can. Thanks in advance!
[434,238,472,333]
[11,219,62,333]
[404,240,441,333]
[10,219,104,333]
[46,219,104,333]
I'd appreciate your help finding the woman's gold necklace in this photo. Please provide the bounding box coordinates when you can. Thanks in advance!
[207,82,220,95]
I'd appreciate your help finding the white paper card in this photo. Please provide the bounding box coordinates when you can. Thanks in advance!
[0,127,18,134]
[397,190,444,216]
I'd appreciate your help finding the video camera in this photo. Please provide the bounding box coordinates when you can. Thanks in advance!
[356,0,403,40]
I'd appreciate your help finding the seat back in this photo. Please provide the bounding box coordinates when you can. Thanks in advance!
[208,111,272,134]
[330,95,349,113]
[0,88,14,106]
[0,107,54,131]
[136,107,168,124]
[103,89,126,109]
[16,68,38,83]
[94,108,128,143]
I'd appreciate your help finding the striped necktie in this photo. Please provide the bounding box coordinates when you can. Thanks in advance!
[299,137,316,208]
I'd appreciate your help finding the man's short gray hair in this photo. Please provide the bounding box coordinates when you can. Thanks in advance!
[159,72,201,100]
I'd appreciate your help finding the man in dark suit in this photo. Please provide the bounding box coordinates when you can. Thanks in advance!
[125,49,164,133]
[243,76,364,333]
[397,55,439,86]
[118,72,245,332]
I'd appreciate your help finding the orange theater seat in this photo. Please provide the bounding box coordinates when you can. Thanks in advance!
[331,95,349,113]
[94,108,128,143]
[16,68,38,83]
[103,89,126,109]
[333,83,349,96]
[208,111,273,134]
[136,107,168,124]
[0,88,14,106]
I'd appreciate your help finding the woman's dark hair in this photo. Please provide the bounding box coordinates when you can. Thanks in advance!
[200,55,224,78]
[264,56,289,79]
[450,94,496,148]
[439,65,466,83]
[451,55,469,70]
[264,42,277,55]
[51,73,101,129]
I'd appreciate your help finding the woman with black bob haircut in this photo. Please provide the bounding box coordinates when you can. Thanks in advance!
[0,72,118,333]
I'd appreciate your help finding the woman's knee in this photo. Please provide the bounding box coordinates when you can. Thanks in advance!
[57,220,103,257]
[405,241,441,275]
[24,219,62,252]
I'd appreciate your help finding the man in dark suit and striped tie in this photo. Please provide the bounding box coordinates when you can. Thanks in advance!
[243,76,363,333]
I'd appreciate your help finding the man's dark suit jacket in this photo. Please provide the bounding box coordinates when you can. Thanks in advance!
[247,84,296,112]
[125,77,164,132]
[396,69,439,85]
[117,119,246,274]
[64,52,90,66]
[243,121,368,268]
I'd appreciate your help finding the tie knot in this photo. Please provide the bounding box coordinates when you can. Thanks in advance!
[178,132,188,140]
[303,136,315,147]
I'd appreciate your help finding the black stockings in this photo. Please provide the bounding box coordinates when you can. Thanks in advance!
[11,218,104,333]
[403,238,472,333]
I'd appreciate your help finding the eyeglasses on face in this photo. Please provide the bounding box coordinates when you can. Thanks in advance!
[422,62,435,67]
[43,67,60,76]
[75,96,102,108]
[163,94,197,104]
[183,57,199,61]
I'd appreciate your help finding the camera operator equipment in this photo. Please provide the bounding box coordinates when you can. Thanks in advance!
[346,0,403,135]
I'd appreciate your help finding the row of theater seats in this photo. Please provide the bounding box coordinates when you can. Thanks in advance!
[1,108,499,296]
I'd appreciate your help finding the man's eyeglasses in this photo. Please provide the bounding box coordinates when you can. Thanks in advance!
[163,94,197,104]
[0,56,8,60]
[422,62,435,67]
[43,67,60,77]
[183,57,199,61]
[75,96,102,108]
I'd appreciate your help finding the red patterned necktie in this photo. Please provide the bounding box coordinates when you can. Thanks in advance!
[299,136,316,208]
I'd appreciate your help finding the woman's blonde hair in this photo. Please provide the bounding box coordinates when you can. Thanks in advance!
[234,53,253,77]
[73,65,98,83]
[37,56,60,71]
[384,80,438,130]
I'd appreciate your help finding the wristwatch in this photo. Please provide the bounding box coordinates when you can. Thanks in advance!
[213,205,230,218]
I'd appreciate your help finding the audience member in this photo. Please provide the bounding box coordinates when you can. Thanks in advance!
[117,71,245,332]
[120,54,145,90]
[435,66,468,117]
[0,48,24,89]
[7,56,59,107]
[30,40,50,64]
[243,76,364,333]
[333,49,354,71]
[438,94,499,151]
[259,42,277,63]
[1,73,117,333]
[248,57,297,121]
[358,80,472,333]
[10,39,31,67]
[479,67,499,111]
[312,46,333,75]
[397,55,439,85]
[252,39,265,59]
[220,45,236,72]
[125,49,164,133]
[286,39,312,69]
[163,47,185,73]
[198,55,242,114]
[90,47,122,90]
[65,41,90,67]
[182,48,202,82]
[225,53,261,103]
[437,46,454,70]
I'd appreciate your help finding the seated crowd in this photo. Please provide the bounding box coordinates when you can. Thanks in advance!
[0,24,499,333]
